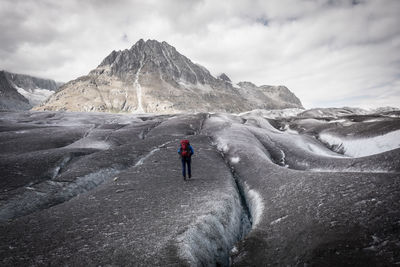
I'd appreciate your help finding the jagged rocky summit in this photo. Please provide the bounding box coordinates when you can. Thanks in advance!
[35,39,303,113]
[0,70,60,111]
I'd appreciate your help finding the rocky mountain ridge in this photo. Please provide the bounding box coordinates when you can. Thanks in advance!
[36,39,303,113]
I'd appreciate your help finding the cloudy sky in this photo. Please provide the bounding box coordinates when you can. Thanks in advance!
[1,0,399,108]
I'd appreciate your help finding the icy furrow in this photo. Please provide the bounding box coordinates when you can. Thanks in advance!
[130,140,171,168]
[319,129,400,157]
[134,148,160,166]
[0,143,169,221]
[177,189,244,266]
[0,168,119,221]
[244,183,264,227]
[50,154,72,179]
[83,124,97,138]
[138,121,162,140]
[177,152,252,266]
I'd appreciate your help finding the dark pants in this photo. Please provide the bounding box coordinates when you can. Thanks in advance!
[181,157,191,178]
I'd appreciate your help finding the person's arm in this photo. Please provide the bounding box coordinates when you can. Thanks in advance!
[178,147,181,154]
[190,146,194,156]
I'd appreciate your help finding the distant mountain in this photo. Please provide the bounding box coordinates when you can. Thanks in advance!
[0,71,31,111]
[0,71,61,111]
[35,39,303,113]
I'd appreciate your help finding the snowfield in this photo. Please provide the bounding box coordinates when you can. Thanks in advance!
[15,86,54,106]
[0,109,399,266]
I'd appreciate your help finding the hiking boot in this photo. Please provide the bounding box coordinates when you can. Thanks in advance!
[183,176,186,181]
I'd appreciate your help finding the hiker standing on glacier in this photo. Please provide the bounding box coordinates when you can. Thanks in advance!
[178,140,194,180]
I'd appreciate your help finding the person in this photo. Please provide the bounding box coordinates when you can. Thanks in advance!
[178,139,194,180]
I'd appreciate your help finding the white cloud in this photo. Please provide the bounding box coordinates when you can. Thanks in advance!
[0,0,399,109]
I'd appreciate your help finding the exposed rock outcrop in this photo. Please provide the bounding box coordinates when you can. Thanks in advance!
[217,73,232,83]
[0,71,31,111]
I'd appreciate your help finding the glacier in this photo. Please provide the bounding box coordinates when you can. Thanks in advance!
[0,108,399,266]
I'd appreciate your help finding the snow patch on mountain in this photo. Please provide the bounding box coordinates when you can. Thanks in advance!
[15,86,54,106]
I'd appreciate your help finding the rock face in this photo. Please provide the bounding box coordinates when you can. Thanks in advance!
[0,71,31,111]
[35,39,303,113]
[0,71,60,110]
[217,73,232,83]
[5,71,59,91]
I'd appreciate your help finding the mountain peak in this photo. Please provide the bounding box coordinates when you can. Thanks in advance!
[37,39,303,113]
[217,73,231,83]
[97,38,217,86]
[237,81,256,88]
[129,39,173,51]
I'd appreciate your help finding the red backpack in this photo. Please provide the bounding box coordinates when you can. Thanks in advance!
[180,139,191,157]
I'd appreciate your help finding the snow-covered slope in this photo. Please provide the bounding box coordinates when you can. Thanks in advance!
[0,70,60,110]
[15,86,55,106]
[0,71,31,111]
[319,130,400,157]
